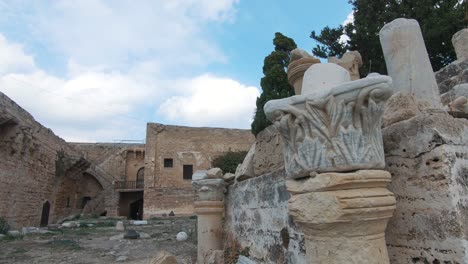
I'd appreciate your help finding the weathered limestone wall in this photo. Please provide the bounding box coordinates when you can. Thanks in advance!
[71,143,144,181]
[143,123,254,217]
[0,92,89,228]
[225,169,306,263]
[383,112,468,263]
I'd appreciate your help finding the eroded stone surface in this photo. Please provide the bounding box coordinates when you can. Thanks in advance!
[383,113,468,263]
[225,169,305,263]
[452,28,468,60]
[288,170,395,264]
[383,112,468,159]
[379,18,441,108]
[328,51,363,80]
[253,125,284,176]
[435,59,468,94]
[383,91,424,127]
[235,144,256,182]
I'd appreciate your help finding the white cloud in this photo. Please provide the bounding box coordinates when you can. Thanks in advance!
[0,1,259,142]
[0,34,35,75]
[339,11,354,44]
[28,0,237,68]
[158,74,259,128]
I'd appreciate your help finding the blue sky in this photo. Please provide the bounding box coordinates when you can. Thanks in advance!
[0,1,352,142]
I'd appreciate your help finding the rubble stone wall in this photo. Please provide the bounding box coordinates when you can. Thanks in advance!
[383,112,468,263]
[144,123,254,217]
[225,169,306,264]
[0,92,89,228]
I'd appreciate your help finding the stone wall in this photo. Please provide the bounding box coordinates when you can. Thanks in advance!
[383,112,468,263]
[0,92,93,228]
[144,123,254,217]
[71,143,144,181]
[225,169,305,263]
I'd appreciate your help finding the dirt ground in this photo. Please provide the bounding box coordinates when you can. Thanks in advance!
[0,217,197,264]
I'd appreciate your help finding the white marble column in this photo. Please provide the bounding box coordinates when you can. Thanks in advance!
[379,18,442,109]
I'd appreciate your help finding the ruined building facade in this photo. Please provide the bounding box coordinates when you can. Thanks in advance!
[0,91,254,228]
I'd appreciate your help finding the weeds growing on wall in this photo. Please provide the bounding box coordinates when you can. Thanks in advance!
[224,232,250,264]
[55,150,66,178]
[0,217,10,234]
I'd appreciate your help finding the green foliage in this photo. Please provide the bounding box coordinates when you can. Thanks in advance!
[251,32,297,136]
[310,0,467,75]
[0,217,10,234]
[310,26,348,58]
[55,150,66,178]
[212,151,248,174]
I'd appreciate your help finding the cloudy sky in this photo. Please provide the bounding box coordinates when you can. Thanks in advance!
[0,0,351,142]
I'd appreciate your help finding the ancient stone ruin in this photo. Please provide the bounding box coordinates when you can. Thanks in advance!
[190,18,468,264]
[1,17,468,264]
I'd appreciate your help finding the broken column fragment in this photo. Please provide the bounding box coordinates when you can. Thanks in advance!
[328,50,363,80]
[265,62,395,263]
[287,48,321,95]
[379,18,442,109]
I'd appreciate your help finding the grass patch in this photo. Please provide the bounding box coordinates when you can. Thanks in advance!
[46,239,81,251]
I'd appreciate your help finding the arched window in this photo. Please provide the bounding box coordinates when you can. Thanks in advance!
[136,167,144,188]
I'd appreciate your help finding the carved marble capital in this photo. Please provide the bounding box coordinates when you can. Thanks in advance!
[192,179,226,202]
[264,73,393,179]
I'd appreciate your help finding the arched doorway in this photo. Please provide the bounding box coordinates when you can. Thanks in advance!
[40,201,50,227]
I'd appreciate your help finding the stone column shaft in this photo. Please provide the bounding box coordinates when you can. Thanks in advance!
[379,18,441,108]
[287,170,396,264]
[194,201,224,262]
[192,176,226,263]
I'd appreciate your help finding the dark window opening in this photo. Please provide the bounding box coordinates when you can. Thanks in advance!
[164,158,173,168]
[183,165,193,180]
[66,197,70,208]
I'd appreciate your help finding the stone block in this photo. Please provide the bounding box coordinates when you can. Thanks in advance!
[207,168,223,179]
[441,83,468,105]
[192,170,208,181]
[435,59,468,94]
[383,112,468,158]
[328,50,363,80]
[223,173,235,181]
[253,125,284,176]
[115,221,125,231]
[123,229,139,239]
[383,91,423,127]
[235,143,255,182]
[131,220,147,225]
[452,28,468,60]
